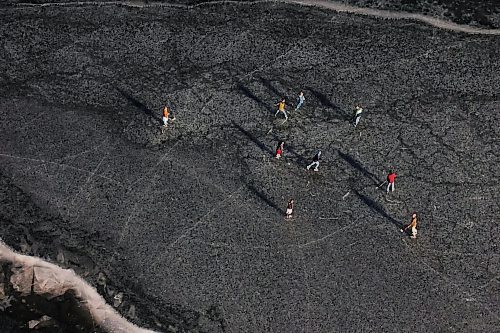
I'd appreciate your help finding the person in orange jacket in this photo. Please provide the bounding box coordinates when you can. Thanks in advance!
[275,98,288,121]
[162,106,170,128]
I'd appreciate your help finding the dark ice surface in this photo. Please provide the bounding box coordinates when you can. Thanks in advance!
[1,0,500,332]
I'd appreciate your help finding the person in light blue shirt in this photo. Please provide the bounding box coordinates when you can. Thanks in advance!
[295,91,305,111]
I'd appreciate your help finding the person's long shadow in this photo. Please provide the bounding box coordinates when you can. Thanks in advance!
[258,76,286,99]
[236,151,284,216]
[232,121,273,155]
[117,87,162,124]
[246,182,285,215]
[306,87,350,121]
[237,83,273,114]
[353,190,402,229]
[338,151,382,186]
[283,144,308,167]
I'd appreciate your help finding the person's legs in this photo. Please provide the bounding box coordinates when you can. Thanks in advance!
[307,162,313,170]
[275,109,280,117]
[283,110,288,120]
[162,117,168,127]
[355,116,361,127]
[411,227,417,239]
[295,100,303,111]
[391,182,395,192]
[313,161,319,171]
[386,182,391,193]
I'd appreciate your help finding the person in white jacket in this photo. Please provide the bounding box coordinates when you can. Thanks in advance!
[353,105,363,127]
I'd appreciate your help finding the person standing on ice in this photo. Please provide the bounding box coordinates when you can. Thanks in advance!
[386,170,397,193]
[285,199,294,219]
[275,141,284,159]
[162,106,170,128]
[307,150,321,171]
[353,105,363,127]
[295,91,305,111]
[275,98,288,121]
[401,212,418,239]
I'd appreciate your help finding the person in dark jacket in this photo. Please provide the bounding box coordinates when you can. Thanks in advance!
[285,199,294,219]
[307,150,321,171]
[295,91,305,111]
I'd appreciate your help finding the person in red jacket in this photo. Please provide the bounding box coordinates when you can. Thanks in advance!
[275,141,284,159]
[386,170,397,193]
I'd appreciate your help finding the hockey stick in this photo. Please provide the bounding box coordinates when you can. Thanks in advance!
[342,191,350,200]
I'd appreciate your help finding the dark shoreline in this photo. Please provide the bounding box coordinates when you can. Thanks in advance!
[0,173,224,332]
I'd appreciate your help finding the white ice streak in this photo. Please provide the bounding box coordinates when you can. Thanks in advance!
[0,241,158,333]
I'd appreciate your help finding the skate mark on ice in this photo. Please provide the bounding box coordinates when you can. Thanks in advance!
[114,141,182,250]
[142,185,245,273]
[402,240,500,323]
[0,153,122,185]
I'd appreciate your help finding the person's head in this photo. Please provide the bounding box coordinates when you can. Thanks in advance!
[280,141,284,146]
[299,91,303,96]
[412,212,417,218]
[282,98,285,102]
[389,169,393,174]
[318,150,322,156]
[289,199,294,203]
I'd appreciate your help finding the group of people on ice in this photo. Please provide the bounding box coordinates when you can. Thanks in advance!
[161,90,418,239]
[274,91,306,121]
[274,93,417,238]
